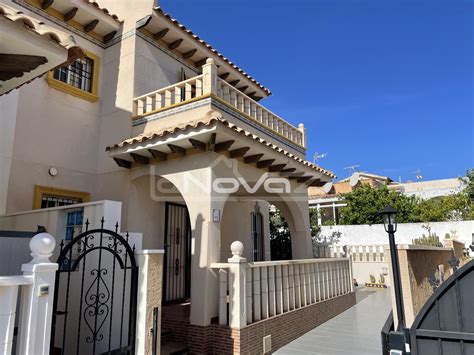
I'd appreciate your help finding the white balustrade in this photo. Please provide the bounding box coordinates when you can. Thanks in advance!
[215,78,305,147]
[0,232,58,355]
[132,59,307,148]
[133,74,205,116]
[211,242,353,329]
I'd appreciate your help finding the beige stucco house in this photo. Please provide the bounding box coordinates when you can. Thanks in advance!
[0,1,357,353]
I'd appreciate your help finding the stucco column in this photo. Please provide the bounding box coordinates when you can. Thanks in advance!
[187,195,223,326]
[164,165,226,326]
[228,241,247,329]
[135,249,164,355]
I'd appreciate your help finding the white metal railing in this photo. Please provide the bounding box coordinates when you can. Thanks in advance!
[216,78,305,147]
[212,242,353,329]
[132,59,306,148]
[0,233,58,355]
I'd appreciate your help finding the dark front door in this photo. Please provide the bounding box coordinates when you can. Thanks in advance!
[164,203,191,302]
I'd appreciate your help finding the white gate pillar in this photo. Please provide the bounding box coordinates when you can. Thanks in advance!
[135,249,165,355]
[228,241,247,329]
[17,233,58,355]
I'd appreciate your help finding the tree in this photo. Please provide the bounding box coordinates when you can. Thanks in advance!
[338,184,419,225]
[269,209,292,260]
[269,207,323,260]
[338,171,474,225]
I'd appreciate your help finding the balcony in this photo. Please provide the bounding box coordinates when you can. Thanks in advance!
[132,59,306,155]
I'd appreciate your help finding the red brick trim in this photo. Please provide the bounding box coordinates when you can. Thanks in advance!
[162,292,356,354]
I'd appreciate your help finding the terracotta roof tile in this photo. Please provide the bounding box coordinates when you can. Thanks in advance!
[106,112,336,179]
[0,3,84,95]
[84,0,121,22]
[0,3,81,50]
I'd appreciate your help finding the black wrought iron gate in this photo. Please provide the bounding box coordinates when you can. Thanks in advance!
[163,202,191,302]
[410,259,474,355]
[50,219,138,355]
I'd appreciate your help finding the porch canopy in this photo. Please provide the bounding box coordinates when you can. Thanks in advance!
[106,111,335,186]
[0,2,83,95]
[106,111,336,327]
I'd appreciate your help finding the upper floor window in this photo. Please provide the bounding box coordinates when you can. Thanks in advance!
[46,50,100,102]
[53,56,94,93]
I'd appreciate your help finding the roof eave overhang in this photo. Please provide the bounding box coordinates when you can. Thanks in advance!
[0,16,83,95]
[106,118,335,183]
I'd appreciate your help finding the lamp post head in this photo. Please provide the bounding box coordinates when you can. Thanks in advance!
[379,205,398,233]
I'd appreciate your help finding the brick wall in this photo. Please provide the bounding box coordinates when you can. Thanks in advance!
[162,292,356,354]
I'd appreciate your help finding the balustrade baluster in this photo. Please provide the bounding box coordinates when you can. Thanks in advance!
[145,96,153,114]
[230,89,237,106]
[217,81,223,98]
[294,264,301,308]
[135,99,144,115]
[155,93,162,110]
[237,94,244,111]
[174,86,181,104]
[218,269,228,325]
[250,102,257,118]
[246,267,253,324]
[223,85,230,102]
[261,266,269,319]
[256,106,262,122]
[244,99,251,115]
[304,264,314,305]
[323,263,329,300]
[300,264,306,306]
[262,111,268,126]
[185,83,192,100]
[336,261,341,296]
[196,78,203,97]
[252,267,261,321]
[315,263,321,302]
[276,265,283,314]
[268,266,276,317]
[287,264,295,310]
[164,90,172,107]
[282,265,290,312]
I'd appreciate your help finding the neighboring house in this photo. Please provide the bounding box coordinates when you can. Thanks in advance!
[0,1,355,353]
[308,172,465,225]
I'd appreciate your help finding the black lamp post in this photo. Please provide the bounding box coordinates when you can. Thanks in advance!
[379,206,406,332]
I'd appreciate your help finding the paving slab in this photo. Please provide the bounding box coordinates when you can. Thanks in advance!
[275,287,392,355]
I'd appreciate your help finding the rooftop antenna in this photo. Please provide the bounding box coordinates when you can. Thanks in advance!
[313,152,328,163]
[412,169,423,180]
[344,165,360,176]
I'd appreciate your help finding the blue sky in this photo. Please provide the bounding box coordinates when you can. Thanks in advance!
[160,0,473,181]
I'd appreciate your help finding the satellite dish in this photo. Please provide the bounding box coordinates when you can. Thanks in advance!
[322,182,333,194]
[349,172,360,187]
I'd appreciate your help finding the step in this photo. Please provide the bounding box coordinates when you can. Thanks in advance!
[161,341,189,355]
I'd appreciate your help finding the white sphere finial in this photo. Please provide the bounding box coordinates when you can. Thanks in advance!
[206,58,214,65]
[230,241,244,257]
[29,232,56,264]
[298,123,305,128]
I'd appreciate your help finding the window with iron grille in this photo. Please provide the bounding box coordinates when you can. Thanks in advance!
[40,195,83,209]
[53,56,94,93]
[251,211,264,261]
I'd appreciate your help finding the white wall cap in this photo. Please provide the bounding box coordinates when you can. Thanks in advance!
[134,249,165,255]
[0,275,33,287]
